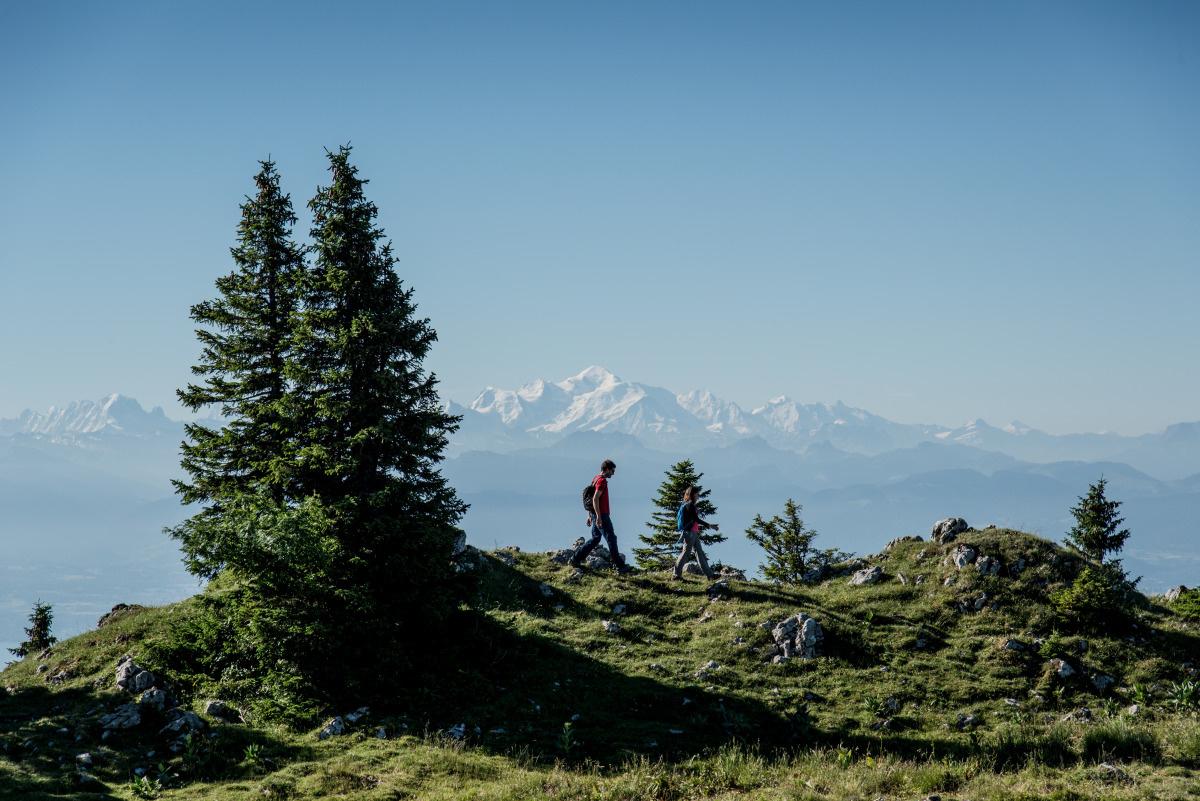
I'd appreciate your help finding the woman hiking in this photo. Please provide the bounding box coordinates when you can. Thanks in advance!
[674,485,719,580]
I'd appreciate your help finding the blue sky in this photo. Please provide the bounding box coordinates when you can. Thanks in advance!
[1,1,1197,434]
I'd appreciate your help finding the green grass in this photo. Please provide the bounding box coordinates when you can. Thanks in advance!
[3,528,1199,799]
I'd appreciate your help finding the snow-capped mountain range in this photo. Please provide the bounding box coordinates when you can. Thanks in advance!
[455,366,940,453]
[3,369,1198,479]
[451,366,1199,478]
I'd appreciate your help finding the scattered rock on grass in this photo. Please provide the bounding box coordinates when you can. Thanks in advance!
[976,555,1001,576]
[706,579,732,600]
[1048,659,1075,679]
[1061,707,1093,723]
[602,620,620,634]
[848,566,883,586]
[204,700,243,723]
[318,717,346,739]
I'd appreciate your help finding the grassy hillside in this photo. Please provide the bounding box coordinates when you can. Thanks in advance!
[2,527,1198,800]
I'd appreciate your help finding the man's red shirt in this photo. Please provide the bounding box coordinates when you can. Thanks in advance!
[593,474,610,515]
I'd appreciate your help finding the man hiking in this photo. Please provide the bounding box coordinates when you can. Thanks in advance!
[674,484,719,580]
[571,459,629,573]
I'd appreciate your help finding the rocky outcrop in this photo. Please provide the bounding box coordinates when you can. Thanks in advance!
[768,613,823,662]
[99,703,141,732]
[931,518,969,544]
[885,535,923,551]
[1165,585,1189,603]
[115,655,155,692]
[97,604,145,628]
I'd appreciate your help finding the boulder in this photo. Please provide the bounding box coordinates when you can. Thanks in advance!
[706,580,732,600]
[1091,674,1116,692]
[159,710,205,738]
[801,566,826,583]
[715,565,748,581]
[550,548,575,565]
[950,545,977,569]
[1048,658,1075,679]
[538,582,555,598]
[138,688,167,712]
[1165,585,1189,603]
[955,712,981,731]
[1001,638,1027,652]
[99,704,141,731]
[602,620,620,634]
[770,613,823,660]
[931,517,969,543]
[204,700,243,723]
[848,566,883,586]
[318,717,346,739]
[114,655,154,693]
[344,706,370,724]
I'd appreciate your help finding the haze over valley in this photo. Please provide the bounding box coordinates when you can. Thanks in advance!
[4,367,1197,656]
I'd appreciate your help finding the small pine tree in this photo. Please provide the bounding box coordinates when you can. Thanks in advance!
[1051,562,1138,630]
[744,499,820,584]
[1066,477,1130,563]
[635,460,724,570]
[10,601,56,657]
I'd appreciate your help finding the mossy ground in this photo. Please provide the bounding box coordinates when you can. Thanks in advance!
[2,528,1198,799]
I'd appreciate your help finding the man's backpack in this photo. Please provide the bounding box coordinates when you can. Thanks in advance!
[582,482,597,513]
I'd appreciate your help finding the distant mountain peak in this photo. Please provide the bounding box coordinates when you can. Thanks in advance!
[1,395,177,441]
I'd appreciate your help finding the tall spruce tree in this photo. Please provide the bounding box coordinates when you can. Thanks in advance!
[170,160,305,575]
[1066,477,1131,563]
[635,460,724,569]
[288,146,467,690]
